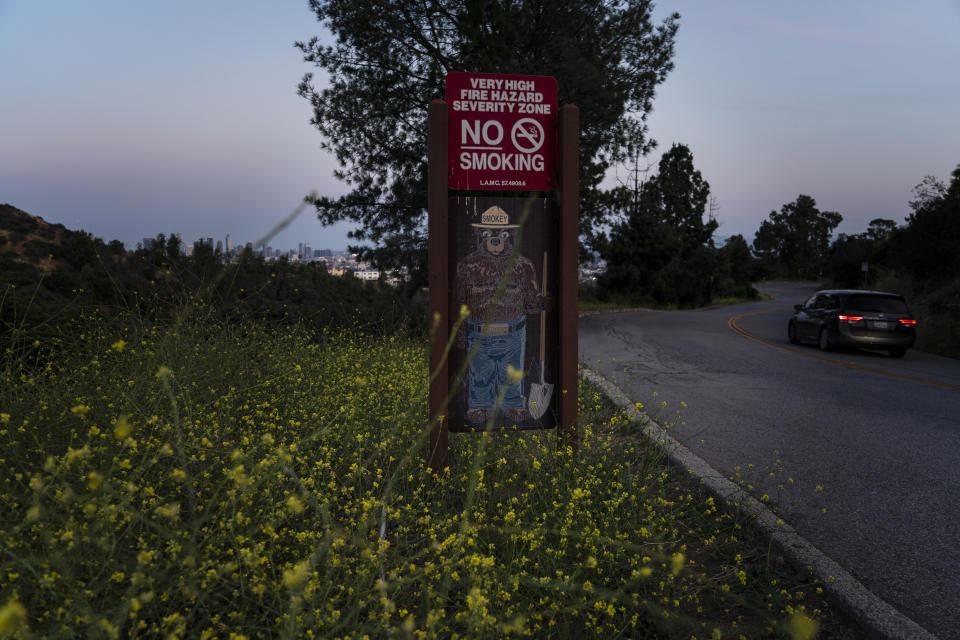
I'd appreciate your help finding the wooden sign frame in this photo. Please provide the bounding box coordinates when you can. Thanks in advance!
[429,96,578,473]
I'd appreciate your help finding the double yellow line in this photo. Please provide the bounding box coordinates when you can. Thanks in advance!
[728,306,960,392]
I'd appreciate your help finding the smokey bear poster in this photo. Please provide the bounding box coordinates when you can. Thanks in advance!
[449,196,559,431]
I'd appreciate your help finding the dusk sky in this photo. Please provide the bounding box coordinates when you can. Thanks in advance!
[2,1,959,253]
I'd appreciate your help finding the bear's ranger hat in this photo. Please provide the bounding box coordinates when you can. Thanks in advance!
[471,205,519,229]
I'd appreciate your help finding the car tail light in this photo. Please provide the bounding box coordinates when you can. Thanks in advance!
[838,315,864,322]
[898,319,917,325]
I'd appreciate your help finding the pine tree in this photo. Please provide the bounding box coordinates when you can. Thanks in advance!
[296,0,679,288]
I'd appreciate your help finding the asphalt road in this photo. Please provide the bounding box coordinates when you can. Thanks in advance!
[579,282,960,639]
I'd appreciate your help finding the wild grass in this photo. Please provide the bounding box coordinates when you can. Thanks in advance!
[578,287,768,314]
[0,302,852,639]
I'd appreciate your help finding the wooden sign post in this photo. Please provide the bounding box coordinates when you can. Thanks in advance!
[429,73,578,473]
[428,99,450,474]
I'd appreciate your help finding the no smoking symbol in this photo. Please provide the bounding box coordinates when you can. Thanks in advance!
[511,118,545,154]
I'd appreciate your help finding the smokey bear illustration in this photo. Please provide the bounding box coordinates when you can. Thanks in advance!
[455,206,549,427]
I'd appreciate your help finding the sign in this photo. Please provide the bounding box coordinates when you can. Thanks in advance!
[446,72,558,192]
[428,93,579,472]
[448,197,559,431]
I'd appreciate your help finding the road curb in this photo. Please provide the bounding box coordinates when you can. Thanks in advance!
[579,366,939,640]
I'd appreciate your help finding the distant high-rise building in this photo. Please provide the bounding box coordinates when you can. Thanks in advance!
[206,236,214,248]
[225,234,232,254]
[303,243,313,261]
[216,240,223,254]
[318,248,332,258]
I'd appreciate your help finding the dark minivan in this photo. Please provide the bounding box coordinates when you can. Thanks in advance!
[788,289,917,358]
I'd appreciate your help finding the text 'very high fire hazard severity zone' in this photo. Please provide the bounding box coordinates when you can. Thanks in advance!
[446,72,558,192]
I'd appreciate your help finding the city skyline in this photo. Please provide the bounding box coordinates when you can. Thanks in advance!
[140,230,349,256]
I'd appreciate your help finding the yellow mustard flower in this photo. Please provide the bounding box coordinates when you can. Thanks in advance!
[283,560,310,590]
[114,415,132,439]
[87,472,103,490]
[671,552,685,576]
[787,612,819,640]
[0,598,28,635]
[155,503,181,521]
[98,618,119,639]
[286,495,305,515]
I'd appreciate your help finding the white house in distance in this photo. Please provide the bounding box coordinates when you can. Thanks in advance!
[355,270,380,281]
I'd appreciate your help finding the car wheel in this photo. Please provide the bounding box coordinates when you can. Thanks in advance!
[788,322,800,344]
[818,327,834,352]
[888,348,906,358]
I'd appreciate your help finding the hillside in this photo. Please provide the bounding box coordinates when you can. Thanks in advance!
[0,204,427,341]
[1,203,128,296]
[0,203,68,273]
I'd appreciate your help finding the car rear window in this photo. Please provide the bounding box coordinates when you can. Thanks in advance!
[846,295,909,314]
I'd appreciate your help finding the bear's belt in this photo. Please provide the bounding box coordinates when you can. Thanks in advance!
[466,319,525,335]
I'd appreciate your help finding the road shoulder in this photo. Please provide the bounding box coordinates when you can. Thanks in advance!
[580,366,939,640]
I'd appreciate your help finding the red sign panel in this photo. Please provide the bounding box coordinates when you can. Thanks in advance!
[446,72,558,192]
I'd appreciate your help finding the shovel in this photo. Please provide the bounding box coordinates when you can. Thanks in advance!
[528,251,553,419]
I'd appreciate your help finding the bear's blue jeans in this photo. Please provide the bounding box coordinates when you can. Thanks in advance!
[465,319,526,410]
